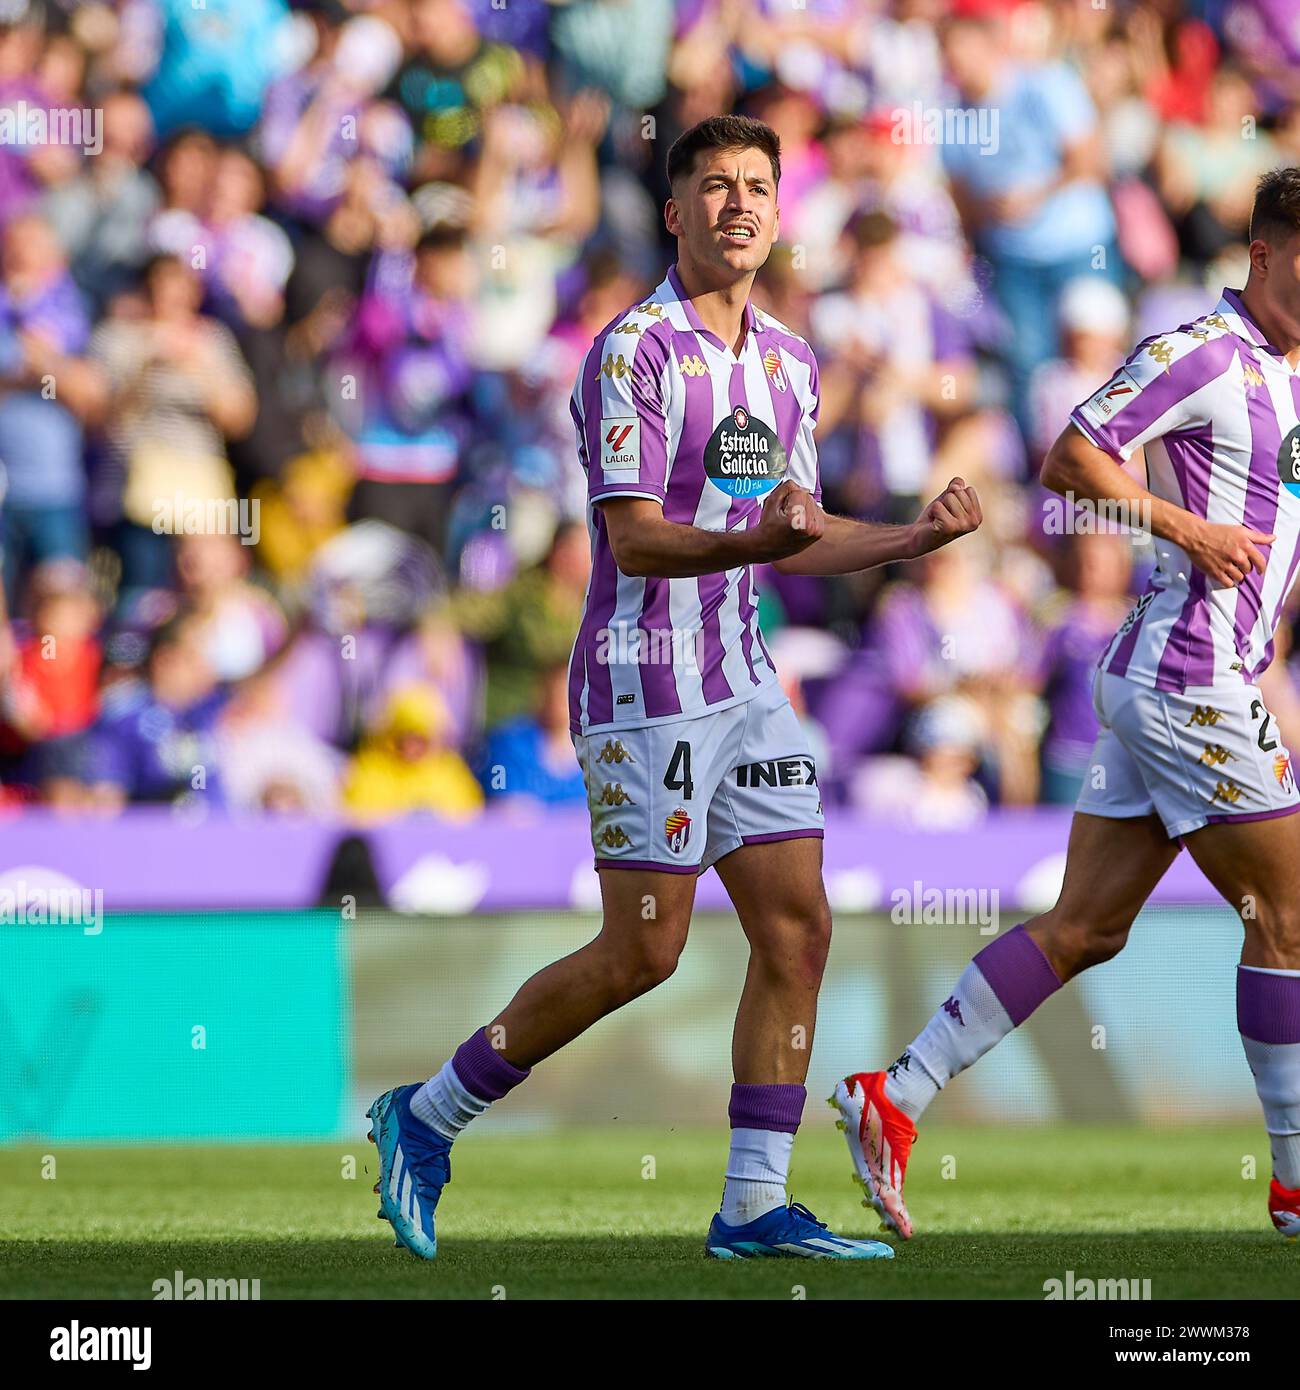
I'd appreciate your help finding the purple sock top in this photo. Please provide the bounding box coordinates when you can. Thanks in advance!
[451,1027,531,1104]
[728,1083,806,1134]
[1238,966,1300,1045]
[972,923,1062,1028]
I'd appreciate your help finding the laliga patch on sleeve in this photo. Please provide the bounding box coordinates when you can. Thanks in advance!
[1079,367,1140,425]
[600,416,640,475]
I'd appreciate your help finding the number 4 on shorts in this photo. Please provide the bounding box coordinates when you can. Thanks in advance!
[664,741,694,799]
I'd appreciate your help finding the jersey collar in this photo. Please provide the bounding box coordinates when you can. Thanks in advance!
[1219,288,1274,354]
[664,264,758,352]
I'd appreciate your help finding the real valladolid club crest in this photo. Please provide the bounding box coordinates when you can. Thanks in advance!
[664,807,692,854]
[763,345,787,391]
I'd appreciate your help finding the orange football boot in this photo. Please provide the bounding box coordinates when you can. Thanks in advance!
[1268,1177,1300,1239]
[829,1071,917,1240]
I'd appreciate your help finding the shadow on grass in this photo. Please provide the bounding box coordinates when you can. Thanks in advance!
[2,1232,1292,1300]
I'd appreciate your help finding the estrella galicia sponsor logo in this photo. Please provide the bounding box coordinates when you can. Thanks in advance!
[1277,424,1300,497]
[703,405,787,498]
[735,756,816,788]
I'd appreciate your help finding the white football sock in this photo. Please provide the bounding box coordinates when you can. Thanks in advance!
[720,1128,793,1225]
[884,960,1016,1122]
[1269,1132,1300,1190]
[409,1060,490,1140]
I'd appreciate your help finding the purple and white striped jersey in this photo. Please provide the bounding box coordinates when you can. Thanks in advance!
[1070,288,1300,693]
[567,267,820,735]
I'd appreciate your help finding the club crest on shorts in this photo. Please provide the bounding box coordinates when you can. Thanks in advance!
[1274,750,1294,793]
[664,806,692,854]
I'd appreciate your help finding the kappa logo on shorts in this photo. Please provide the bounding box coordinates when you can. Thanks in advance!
[595,739,635,764]
[664,807,692,854]
[1211,779,1244,805]
[1185,706,1224,728]
[599,783,635,806]
[1199,744,1236,767]
[599,825,633,849]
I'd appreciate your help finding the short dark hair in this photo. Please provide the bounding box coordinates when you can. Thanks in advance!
[1250,166,1300,244]
[666,115,781,189]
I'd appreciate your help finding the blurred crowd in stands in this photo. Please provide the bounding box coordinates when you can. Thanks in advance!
[1,0,1298,826]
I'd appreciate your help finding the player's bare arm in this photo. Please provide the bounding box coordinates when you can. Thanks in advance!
[771,476,982,576]
[1042,423,1274,588]
[600,479,824,578]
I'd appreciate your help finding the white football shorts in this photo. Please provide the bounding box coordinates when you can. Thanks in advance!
[1077,669,1300,838]
[573,678,824,873]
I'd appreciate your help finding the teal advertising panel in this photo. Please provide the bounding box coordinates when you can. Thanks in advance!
[0,913,348,1142]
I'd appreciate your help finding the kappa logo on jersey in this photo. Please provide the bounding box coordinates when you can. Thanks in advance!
[1242,363,1266,390]
[664,807,692,854]
[599,782,635,806]
[703,405,788,499]
[763,346,787,391]
[1084,367,1139,420]
[595,739,634,764]
[1147,339,1175,372]
[735,756,817,788]
[597,353,629,379]
[1185,705,1224,728]
[678,354,708,376]
[600,417,640,473]
[613,320,642,335]
[599,825,632,849]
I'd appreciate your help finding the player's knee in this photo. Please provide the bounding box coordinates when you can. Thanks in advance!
[1243,895,1300,966]
[752,899,832,987]
[1041,914,1132,976]
[615,933,687,998]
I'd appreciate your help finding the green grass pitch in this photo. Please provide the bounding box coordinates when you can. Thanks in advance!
[1,1124,1293,1299]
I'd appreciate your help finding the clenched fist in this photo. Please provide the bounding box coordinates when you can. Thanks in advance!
[911,477,983,556]
[753,478,826,562]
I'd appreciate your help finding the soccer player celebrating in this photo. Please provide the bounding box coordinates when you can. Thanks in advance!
[834,167,1300,1244]
[366,115,981,1260]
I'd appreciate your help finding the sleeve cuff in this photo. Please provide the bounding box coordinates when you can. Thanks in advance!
[1068,410,1128,463]
[589,486,666,507]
